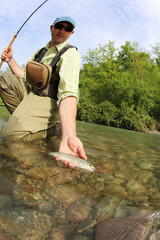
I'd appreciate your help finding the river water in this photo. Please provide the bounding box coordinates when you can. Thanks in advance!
[0,106,160,240]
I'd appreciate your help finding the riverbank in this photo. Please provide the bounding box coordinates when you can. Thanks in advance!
[146,129,160,136]
[0,105,160,136]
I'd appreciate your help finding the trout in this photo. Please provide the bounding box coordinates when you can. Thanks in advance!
[49,152,95,172]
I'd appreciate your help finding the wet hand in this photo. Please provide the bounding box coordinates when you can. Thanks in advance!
[57,136,87,168]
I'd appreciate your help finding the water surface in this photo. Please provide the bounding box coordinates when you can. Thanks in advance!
[0,106,160,240]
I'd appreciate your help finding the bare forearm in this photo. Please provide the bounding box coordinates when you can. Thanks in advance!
[8,58,23,78]
[59,96,77,139]
[58,96,87,162]
[1,46,23,78]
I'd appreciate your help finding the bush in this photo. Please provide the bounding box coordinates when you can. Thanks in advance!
[117,108,145,132]
[0,98,4,106]
[77,101,155,132]
[77,101,119,126]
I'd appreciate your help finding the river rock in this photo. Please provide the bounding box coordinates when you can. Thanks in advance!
[149,200,160,209]
[66,203,89,222]
[0,207,53,240]
[91,208,101,220]
[104,184,127,198]
[28,166,61,180]
[76,183,89,195]
[95,162,112,174]
[50,185,79,203]
[94,182,105,191]
[50,232,65,240]
[97,196,120,214]
[125,178,146,194]
[0,225,7,240]
[0,195,13,209]
[139,161,152,170]
[47,171,75,186]
[49,227,73,240]
[76,219,97,232]
[86,188,102,199]
[71,235,93,240]
[95,214,153,240]
[0,175,15,194]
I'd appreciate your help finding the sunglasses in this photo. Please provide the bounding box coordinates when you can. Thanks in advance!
[54,23,74,33]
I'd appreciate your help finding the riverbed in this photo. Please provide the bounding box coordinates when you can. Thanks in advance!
[0,106,160,240]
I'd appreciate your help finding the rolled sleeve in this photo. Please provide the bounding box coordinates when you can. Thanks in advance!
[19,67,26,83]
[57,48,81,106]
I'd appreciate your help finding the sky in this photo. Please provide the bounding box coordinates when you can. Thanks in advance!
[0,0,160,70]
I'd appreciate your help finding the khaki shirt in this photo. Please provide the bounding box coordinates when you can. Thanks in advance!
[20,41,81,105]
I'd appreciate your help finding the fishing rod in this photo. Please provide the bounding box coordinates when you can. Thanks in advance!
[0,0,48,69]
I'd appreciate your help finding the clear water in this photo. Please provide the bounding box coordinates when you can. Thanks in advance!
[0,106,160,240]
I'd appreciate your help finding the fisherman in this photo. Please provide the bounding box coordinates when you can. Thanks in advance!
[0,16,87,167]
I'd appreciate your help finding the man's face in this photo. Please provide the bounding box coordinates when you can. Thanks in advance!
[50,21,74,46]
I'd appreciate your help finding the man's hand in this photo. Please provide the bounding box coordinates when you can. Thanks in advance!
[1,45,22,78]
[57,97,87,168]
[1,46,13,63]
[57,136,87,168]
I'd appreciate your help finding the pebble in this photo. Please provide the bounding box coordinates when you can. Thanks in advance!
[66,203,89,222]
[50,185,79,203]
[0,175,15,194]
[76,219,97,233]
[49,227,73,240]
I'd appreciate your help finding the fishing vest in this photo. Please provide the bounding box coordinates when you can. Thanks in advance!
[32,44,76,100]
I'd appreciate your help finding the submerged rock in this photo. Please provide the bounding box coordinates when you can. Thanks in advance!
[0,195,13,209]
[49,227,73,240]
[76,219,97,232]
[126,178,146,194]
[66,203,89,223]
[97,196,120,214]
[71,236,93,240]
[50,185,79,203]
[0,175,15,194]
[47,171,75,186]
[0,225,8,240]
[0,207,53,240]
[28,166,61,180]
[104,184,127,198]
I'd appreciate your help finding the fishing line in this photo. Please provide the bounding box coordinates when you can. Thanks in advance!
[0,0,49,68]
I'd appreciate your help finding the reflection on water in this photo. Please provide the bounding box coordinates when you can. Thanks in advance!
[0,107,160,240]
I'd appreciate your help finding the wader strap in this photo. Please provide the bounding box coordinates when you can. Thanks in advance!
[33,44,77,99]
[34,45,76,72]
[35,48,47,62]
[50,45,76,72]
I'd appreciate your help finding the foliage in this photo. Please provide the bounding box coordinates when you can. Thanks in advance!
[0,98,4,106]
[77,101,119,126]
[78,41,160,132]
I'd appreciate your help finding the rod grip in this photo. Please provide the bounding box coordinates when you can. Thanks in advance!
[0,34,18,69]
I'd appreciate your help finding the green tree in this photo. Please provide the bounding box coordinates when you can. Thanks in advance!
[78,41,160,132]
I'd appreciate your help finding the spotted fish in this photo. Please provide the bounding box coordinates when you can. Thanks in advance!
[49,152,95,172]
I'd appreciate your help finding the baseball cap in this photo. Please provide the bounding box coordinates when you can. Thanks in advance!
[53,16,75,28]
